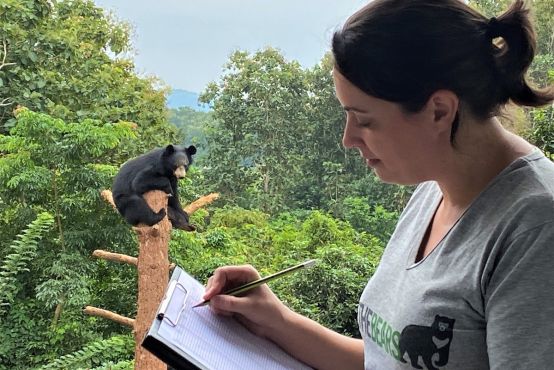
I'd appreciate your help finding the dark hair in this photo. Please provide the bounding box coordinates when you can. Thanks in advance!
[332,0,554,124]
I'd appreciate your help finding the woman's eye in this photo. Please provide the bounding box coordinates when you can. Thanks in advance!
[353,114,373,128]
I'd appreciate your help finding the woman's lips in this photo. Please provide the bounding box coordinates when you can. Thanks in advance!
[366,158,380,167]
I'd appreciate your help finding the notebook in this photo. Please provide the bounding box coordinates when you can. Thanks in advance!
[142,266,313,370]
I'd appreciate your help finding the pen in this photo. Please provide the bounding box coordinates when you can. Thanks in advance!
[193,259,317,308]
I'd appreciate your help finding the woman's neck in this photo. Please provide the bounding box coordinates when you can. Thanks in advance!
[435,117,534,210]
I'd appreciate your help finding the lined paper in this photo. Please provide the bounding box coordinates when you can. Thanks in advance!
[157,268,312,370]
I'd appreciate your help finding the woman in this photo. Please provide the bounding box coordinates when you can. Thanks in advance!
[202,0,554,368]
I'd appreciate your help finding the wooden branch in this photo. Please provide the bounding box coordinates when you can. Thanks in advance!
[93,249,137,266]
[184,193,220,214]
[83,306,135,328]
[101,189,220,216]
[0,98,13,107]
[101,189,116,210]
[91,249,175,271]
[0,40,16,71]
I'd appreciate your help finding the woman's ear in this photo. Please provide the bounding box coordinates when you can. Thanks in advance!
[428,90,459,135]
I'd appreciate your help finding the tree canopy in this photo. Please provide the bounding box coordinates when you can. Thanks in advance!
[0,0,179,152]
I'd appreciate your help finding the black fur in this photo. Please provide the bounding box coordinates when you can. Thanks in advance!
[112,144,197,231]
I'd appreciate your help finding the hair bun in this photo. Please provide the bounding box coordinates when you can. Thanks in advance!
[487,17,502,39]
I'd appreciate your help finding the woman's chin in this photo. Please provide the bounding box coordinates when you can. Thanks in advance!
[372,167,416,186]
[366,158,381,168]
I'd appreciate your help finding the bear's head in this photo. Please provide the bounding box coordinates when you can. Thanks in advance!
[432,315,455,340]
[162,144,197,179]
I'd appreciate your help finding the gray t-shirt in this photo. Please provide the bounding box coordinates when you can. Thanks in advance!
[358,149,554,370]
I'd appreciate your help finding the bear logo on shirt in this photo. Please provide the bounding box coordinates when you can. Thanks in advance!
[398,315,455,370]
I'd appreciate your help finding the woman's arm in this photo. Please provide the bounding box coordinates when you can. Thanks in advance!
[268,306,364,370]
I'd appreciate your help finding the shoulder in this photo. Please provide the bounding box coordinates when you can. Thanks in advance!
[399,181,441,224]
[495,151,554,232]
[479,152,554,289]
[465,150,554,234]
[401,181,439,212]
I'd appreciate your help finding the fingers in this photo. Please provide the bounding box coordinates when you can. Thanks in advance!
[210,294,254,317]
[209,300,234,317]
[203,265,260,300]
[205,276,214,295]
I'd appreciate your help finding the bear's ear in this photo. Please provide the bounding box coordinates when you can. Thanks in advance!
[163,144,176,156]
[187,145,197,155]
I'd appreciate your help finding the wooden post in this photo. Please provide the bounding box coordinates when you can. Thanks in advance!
[133,190,170,370]
[88,189,220,369]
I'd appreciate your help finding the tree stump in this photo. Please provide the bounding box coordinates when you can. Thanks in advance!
[133,190,171,370]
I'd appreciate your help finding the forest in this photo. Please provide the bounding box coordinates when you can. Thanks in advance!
[0,0,552,368]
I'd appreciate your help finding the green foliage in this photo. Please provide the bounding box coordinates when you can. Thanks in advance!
[0,299,52,368]
[0,212,54,315]
[88,360,134,370]
[204,227,231,249]
[0,109,138,368]
[0,0,180,154]
[301,210,345,252]
[199,48,311,212]
[39,334,134,370]
[291,53,367,211]
[528,106,554,156]
[341,197,398,243]
[199,49,409,214]
[209,206,269,228]
[35,251,93,310]
[0,108,135,247]
[278,243,380,336]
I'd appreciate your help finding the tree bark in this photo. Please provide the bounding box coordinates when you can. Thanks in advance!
[133,190,170,370]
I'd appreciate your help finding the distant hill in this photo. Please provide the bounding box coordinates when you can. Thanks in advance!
[166,89,211,112]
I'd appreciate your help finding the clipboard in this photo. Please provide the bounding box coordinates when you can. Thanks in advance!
[142,266,313,370]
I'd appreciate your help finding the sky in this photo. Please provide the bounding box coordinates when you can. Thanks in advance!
[93,0,368,93]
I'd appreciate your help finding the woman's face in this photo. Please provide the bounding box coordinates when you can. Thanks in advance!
[333,68,444,185]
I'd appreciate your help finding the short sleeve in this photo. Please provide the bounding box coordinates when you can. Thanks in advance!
[484,221,554,369]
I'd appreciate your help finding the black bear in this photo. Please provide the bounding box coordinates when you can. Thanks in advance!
[112,144,197,231]
[398,315,455,370]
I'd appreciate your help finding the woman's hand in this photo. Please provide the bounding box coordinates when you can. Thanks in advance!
[202,264,289,338]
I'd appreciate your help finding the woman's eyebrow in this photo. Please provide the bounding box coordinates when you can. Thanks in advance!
[343,106,370,114]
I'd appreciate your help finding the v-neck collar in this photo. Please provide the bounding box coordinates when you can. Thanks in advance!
[406,190,443,269]
[404,147,543,270]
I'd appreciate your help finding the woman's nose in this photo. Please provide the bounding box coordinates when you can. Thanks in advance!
[342,120,357,149]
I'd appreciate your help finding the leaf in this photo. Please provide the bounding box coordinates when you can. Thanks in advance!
[0,212,54,315]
